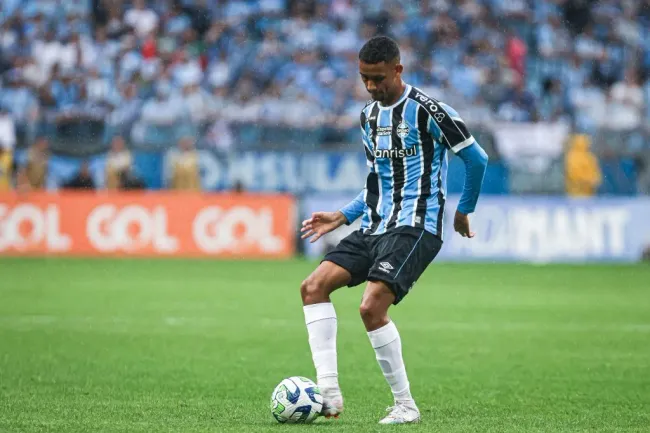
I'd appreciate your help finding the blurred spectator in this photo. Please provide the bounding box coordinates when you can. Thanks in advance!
[0,144,12,191]
[19,137,49,191]
[63,161,96,190]
[539,78,566,122]
[106,136,132,190]
[497,80,539,122]
[120,169,147,190]
[124,0,159,38]
[0,107,16,152]
[0,0,645,197]
[565,134,602,196]
[132,82,188,146]
[169,136,200,191]
[608,69,644,132]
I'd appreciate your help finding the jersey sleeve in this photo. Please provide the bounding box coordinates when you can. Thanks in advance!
[427,102,476,154]
[339,189,366,225]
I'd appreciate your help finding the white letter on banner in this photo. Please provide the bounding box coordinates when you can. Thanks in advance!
[87,204,117,252]
[259,153,279,192]
[602,208,629,256]
[229,153,256,190]
[282,154,300,193]
[152,206,178,253]
[112,205,153,252]
[309,154,330,193]
[2,204,44,250]
[550,208,581,257]
[0,205,8,250]
[199,150,222,190]
[193,207,221,252]
[193,206,283,254]
[331,154,365,192]
[512,207,548,260]
[46,205,71,251]
[574,208,604,256]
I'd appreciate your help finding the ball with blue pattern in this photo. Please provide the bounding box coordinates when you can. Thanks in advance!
[270,376,323,423]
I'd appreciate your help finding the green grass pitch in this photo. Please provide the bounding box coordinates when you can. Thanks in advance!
[1,258,649,432]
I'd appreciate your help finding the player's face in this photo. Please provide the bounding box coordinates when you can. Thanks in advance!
[359,60,403,104]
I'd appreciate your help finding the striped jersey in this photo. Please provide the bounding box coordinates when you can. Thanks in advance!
[357,84,476,239]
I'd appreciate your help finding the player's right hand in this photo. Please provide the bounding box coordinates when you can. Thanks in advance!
[301,211,347,243]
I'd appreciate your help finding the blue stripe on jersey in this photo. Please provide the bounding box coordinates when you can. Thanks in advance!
[394,98,417,227]
[398,102,423,229]
[374,107,394,235]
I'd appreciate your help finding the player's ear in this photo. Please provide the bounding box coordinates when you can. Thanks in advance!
[394,63,403,76]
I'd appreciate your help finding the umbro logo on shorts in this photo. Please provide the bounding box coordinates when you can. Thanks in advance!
[379,262,394,273]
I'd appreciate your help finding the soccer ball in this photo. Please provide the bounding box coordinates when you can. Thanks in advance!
[270,376,323,424]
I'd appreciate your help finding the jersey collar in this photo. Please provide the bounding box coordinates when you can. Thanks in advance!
[378,83,411,110]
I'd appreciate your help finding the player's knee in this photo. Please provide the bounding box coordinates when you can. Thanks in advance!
[300,275,328,305]
[359,289,391,330]
[359,298,382,326]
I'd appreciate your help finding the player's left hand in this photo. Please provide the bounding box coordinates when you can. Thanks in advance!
[454,210,475,238]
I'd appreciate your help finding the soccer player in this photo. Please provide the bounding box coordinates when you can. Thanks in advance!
[300,36,489,424]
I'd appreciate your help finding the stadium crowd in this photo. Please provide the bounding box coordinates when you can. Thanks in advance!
[0,0,649,194]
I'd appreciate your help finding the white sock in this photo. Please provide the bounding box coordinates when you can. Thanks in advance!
[367,321,414,404]
[303,303,339,389]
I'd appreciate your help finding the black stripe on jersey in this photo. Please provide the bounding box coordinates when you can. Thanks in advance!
[386,100,407,230]
[436,145,445,236]
[408,88,470,149]
[364,172,382,235]
[365,103,381,234]
[414,104,434,230]
[360,108,375,165]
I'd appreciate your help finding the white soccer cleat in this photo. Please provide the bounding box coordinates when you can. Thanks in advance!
[319,386,344,418]
[378,401,421,424]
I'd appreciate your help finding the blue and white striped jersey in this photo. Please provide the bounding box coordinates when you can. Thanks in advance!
[341,84,477,239]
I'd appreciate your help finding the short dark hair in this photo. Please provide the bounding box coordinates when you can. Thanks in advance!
[359,36,400,64]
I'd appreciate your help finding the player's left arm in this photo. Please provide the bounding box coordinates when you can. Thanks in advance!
[429,102,488,237]
[455,143,488,237]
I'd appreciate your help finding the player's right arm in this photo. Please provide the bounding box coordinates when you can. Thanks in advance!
[336,107,375,226]
[301,106,374,243]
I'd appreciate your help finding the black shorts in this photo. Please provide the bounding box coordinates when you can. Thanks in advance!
[322,226,442,305]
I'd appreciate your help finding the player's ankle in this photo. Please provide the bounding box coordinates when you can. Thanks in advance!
[318,375,339,390]
[393,387,413,403]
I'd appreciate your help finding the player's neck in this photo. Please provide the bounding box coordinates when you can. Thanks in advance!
[380,81,407,107]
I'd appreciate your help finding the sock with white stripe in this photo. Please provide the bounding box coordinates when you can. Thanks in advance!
[303,303,339,389]
[367,321,414,403]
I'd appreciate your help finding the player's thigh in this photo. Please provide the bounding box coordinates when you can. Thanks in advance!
[321,230,374,288]
[367,227,442,305]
